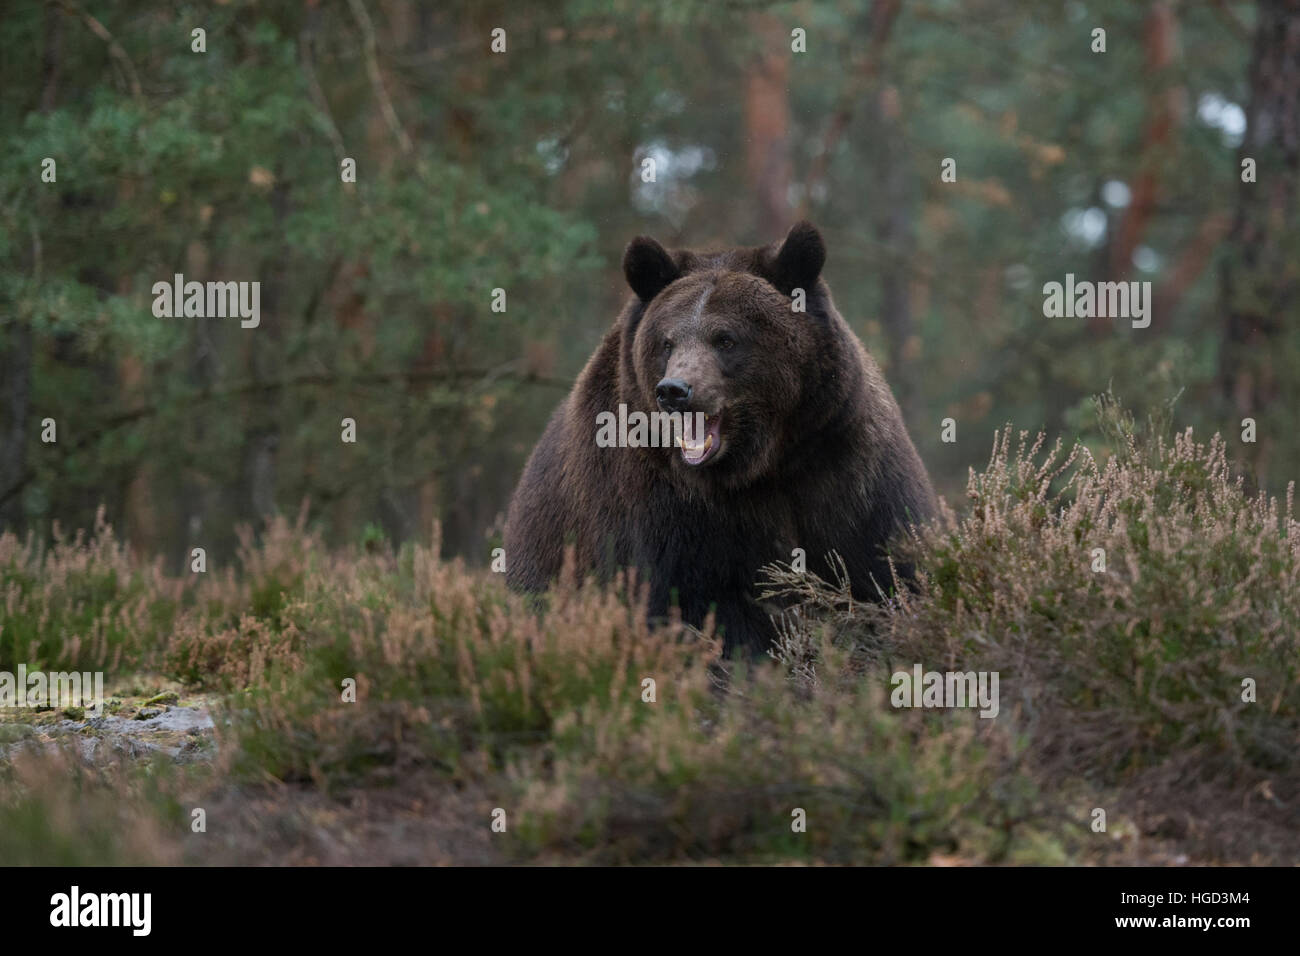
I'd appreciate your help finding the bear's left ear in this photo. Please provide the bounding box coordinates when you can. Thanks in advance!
[768,220,826,296]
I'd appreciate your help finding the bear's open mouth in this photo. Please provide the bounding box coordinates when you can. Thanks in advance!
[678,412,722,466]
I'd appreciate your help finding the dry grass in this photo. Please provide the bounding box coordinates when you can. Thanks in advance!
[2,397,1295,864]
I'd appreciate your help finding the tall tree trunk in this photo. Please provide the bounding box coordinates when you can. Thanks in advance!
[801,1,914,422]
[0,321,32,531]
[181,234,220,561]
[1,5,61,530]
[244,182,290,525]
[744,14,793,238]
[1219,0,1300,481]
[868,82,919,426]
[856,1,916,426]
[1104,3,1181,289]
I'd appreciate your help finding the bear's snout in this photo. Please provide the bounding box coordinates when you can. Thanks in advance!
[655,377,693,412]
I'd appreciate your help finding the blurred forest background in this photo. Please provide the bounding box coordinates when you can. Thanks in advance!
[1,0,1297,566]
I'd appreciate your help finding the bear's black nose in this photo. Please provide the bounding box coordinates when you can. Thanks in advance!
[655,378,692,412]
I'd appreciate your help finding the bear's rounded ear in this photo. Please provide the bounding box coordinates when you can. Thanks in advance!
[769,220,826,296]
[623,236,680,302]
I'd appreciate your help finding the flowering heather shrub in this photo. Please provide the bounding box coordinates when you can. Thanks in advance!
[768,406,1300,786]
[0,507,179,673]
[0,504,326,683]
[506,655,1041,864]
[165,508,322,687]
[224,548,716,788]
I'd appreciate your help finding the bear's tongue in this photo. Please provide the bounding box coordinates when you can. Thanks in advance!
[678,413,721,465]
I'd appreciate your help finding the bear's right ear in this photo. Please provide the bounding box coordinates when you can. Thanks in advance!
[623,236,680,302]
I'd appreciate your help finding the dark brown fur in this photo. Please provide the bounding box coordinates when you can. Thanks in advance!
[505,222,935,656]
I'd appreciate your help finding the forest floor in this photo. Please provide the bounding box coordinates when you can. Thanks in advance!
[0,675,1219,866]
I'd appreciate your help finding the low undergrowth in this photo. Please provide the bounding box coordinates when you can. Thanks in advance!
[2,399,1294,864]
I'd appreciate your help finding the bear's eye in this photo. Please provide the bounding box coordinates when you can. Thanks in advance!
[663,340,673,355]
[714,334,736,351]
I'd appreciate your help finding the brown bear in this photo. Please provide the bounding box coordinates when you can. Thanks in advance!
[504,221,935,656]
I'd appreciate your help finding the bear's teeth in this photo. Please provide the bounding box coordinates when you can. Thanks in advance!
[677,434,713,456]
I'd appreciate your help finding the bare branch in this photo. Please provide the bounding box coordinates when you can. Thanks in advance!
[48,0,142,101]
[347,0,414,158]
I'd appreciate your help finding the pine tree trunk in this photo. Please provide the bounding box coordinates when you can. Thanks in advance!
[1219,0,1300,481]
[744,14,793,238]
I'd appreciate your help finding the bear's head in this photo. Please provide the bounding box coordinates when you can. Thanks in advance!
[619,221,838,490]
